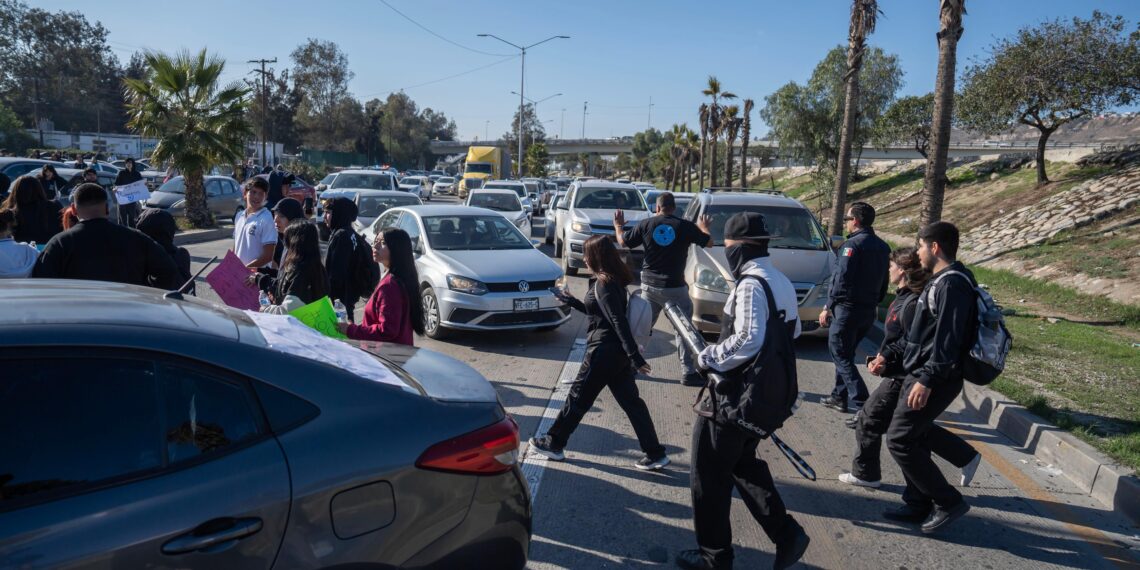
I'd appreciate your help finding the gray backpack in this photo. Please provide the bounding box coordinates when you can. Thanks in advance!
[926,271,1013,385]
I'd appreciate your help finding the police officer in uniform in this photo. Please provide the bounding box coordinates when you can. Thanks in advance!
[676,212,809,570]
[819,201,890,414]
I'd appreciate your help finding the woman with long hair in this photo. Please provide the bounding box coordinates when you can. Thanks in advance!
[2,176,61,245]
[840,247,981,489]
[257,220,328,312]
[530,235,669,470]
[36,164,63,201]
[338,228,424,345]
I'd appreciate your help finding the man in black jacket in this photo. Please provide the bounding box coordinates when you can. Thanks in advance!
[32,184,180,289]
[819,201,890,414]
[114,158,144,228]
[884,221,976,534]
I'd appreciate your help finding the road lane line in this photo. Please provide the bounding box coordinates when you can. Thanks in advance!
[520,338,587,504]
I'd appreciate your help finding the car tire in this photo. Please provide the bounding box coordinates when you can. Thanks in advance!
[421,286,450,340]
[561,243,578,276]
[554,236,563,258]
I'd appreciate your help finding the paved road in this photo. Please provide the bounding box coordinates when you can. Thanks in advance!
[186,195,1140,569]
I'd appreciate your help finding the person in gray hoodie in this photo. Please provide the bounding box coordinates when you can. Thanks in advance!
[0,208,38,278]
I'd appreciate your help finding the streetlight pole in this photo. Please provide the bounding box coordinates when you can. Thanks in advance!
[582,101,588,139]
[560,108,566,139]
[478,34,569,177]
[510,91,562,136]
[648,96,654,130]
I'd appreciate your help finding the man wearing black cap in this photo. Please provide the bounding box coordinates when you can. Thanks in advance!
[677,212,809,570]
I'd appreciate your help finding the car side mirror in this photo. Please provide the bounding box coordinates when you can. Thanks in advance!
[412,241,423,256]
[830,235,845,250]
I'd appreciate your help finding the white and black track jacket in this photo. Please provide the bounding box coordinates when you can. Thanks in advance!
[698,257,801,372]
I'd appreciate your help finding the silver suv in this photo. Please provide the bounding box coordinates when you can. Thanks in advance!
[553,181,649,276]
[682,189,840,337]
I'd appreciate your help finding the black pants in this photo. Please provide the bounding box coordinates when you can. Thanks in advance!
[118,202,141,228]
[546,343,665,458]
[886,376,966,509]
[853,377,977,482]
[690,415,795,563]
[829,304,877,409]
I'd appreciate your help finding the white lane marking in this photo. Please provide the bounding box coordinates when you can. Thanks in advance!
[521,338,587,504]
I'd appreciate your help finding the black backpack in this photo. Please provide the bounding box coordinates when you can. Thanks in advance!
[696,275,799,438]
[349,232,381,301]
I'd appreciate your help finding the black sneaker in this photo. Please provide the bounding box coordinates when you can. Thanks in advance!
[675,549,732,569]
[635,455,671,471]
[820,395,848,413]
[883,503,932,524]
[682,372,705,386]
[920,501,970,534]
[528,436,565,461]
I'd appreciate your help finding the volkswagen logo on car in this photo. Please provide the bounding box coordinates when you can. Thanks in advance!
[518,280,530,293]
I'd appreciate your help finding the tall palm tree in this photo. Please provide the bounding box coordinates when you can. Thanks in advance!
[698,103,710,189]
[739,98,755,187]
[124,49,251,228]
[829,0,880,235]
[702,76,736,188]
[921,0,967,226]
[721,105,741,188]
[686,129,700,192]
[669,124,686,191]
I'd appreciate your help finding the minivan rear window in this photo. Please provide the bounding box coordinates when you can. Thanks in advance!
[701,205,826,250]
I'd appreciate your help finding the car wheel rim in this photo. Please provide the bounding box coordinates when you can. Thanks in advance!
[423,292,439,333]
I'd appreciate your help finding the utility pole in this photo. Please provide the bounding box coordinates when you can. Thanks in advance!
[648,96,654,130]
[582,101,588,139]
[248,57,277,165]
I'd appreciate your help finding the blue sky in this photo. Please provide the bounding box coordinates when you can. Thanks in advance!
[30,0,1140,140]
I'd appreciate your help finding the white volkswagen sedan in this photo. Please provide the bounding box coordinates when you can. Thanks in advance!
[464,189,531,238]
[368,205,568,339]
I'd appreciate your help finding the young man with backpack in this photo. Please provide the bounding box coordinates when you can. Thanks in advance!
[324,197,379,324]
[884,221,978,534]
[677,212,809,570]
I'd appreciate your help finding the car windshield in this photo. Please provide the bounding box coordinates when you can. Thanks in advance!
[466,163,494,174]
[331,173,394,190]
[674,195,694,211]
[401,177,424,185]
[424,215,532,251]
[320,174,336,185]
[438,177,455,183]
[157,178,186,194]
[573,187,646,210]
[358,194,421,217]
[701,205,827,250]
[485,183,526,198]
[469,193,522,212]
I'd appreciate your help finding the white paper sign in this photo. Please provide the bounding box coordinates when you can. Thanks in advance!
[114,180,150,205]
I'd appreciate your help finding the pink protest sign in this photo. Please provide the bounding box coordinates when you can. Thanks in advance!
[206,250,260,311]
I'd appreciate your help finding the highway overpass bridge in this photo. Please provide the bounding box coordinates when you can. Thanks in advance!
[428,138,1105,161]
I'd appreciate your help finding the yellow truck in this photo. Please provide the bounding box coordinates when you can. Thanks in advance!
[458,146,511,198]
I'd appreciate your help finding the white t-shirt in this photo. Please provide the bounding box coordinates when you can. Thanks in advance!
[233,207,277,265]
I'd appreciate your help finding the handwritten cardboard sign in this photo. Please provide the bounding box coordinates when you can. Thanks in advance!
[205,250,260,311]
[289,296,348,339]
[113,180,150,205]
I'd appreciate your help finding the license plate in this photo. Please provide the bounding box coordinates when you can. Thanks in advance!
[513,298,539,311]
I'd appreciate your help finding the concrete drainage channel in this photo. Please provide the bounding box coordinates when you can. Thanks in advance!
[859,321,1140,525]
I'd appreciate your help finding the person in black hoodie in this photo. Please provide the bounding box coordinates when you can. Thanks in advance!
[114,158,144,227]
[839,247,979,489]
[136,208,193,291]
[323,197,363,323]
[36,165,64,202]
[529,235,669,471]
[3,176,62,245]
[256,219,328,308]
[884,221,978,534]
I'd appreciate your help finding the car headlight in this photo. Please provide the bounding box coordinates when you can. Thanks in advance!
[813,282,829,299]
[447,274,488,295]
[571,221,591,234]
[172,199,185,209]
[695,266,730,294]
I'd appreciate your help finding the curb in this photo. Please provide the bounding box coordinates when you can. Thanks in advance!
[173,226,230,247]
[860,319,1140,524]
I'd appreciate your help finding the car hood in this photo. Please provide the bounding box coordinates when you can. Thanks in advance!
[571,208,649,226]
[145,191,182,207]
[698,245,833,285]
[431,248,560,283]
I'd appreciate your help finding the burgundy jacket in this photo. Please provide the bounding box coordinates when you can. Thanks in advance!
[346,273,414,346]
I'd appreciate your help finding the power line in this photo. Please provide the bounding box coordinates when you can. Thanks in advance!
[358,55,518,98]
[377,0,513,57]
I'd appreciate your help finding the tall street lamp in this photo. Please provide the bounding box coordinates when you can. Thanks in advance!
[478,33,569,176]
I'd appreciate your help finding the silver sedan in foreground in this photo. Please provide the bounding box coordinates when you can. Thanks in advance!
[370,205,569,339]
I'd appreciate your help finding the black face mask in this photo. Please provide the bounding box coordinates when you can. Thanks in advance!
[725,242,769,280]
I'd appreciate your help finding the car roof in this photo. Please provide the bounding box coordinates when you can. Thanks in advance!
[0,157,60,167]
[351,189,414,197]
[697,190,806,209]
[469,189,518,196]
[485,180,525,187]
[338,169,395,176]
[400,176,426,181]
[396,204,502,217]
[576,180,641,191]
[0,279,263,344]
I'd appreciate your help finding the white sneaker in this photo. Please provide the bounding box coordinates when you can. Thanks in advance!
[960,454,982,486]
[838,472,881,488]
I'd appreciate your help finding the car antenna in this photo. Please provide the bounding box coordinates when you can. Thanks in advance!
[164,256,217,300]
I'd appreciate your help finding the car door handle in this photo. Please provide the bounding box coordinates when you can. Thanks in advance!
[162,517,263,555]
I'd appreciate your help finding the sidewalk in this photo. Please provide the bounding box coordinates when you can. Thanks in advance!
[173,224,231,247]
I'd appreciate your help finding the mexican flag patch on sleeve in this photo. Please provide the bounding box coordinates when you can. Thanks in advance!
[842,247,854,257]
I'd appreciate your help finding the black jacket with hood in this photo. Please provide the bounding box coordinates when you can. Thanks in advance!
[902,261,979,389]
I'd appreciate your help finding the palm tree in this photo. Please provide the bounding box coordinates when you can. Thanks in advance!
[721,105,741,188]
[702,76,736,187]
[669,124,686,191]
[739,98,755,187]
[124,49,251,228]
[829,0,880,235]
[921,0,967,226]
[686,129,700,192]
[698,103,710,189]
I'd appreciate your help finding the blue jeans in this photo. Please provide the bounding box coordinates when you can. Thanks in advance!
[828,304,876,409]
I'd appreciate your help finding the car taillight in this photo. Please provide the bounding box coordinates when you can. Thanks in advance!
[416,416,519,475]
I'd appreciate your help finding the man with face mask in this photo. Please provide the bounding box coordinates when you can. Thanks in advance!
[677,212,808,570]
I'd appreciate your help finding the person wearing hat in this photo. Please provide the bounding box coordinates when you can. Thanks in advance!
[677,212,809,570]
